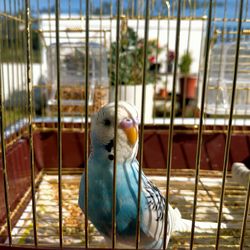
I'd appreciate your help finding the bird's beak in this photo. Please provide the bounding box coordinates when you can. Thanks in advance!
[119,118,139,147]
[119,119,138,146]
[123,126,138,146]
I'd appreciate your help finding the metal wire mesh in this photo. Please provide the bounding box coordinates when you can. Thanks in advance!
[0,0,250,249]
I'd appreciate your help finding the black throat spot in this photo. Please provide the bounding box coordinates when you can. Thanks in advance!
[104,139,114,153]
[108,154,114,161]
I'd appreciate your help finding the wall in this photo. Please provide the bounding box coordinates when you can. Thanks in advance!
[0,137,34,242]
[32,125,250,170]
[1,63,41,100]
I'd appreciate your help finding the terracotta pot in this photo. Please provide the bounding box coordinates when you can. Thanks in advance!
[159,88,168,98]
[179,75,197,99]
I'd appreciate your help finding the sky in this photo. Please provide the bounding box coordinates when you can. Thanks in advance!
[0,0,249,19]
[0,0,250,29]
[29,0,249,19]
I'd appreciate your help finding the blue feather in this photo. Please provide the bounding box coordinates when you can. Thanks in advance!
[79,151,147,237]
[78,102,172,248]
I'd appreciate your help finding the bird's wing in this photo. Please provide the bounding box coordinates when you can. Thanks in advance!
[140,170,181,241]
[128,158,180,245]
[129,160,173,244]
[140,171,166,240]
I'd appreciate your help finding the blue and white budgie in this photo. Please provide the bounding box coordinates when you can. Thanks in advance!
[79,101,226,249]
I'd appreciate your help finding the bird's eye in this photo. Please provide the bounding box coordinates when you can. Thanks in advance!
[125,118,132,122]
[103,119,111,126]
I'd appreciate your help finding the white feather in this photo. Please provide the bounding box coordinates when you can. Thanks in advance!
[91,101,138,163]
[232,162,250,187]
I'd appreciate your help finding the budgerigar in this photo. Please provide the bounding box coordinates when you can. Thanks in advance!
[79,101,226,249]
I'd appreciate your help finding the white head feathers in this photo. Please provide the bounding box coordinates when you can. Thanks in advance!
[91,101,139,163]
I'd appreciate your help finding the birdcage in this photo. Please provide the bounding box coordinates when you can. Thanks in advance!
[0,0,250,250]
[199,39,250,116]
[46,42,109,115]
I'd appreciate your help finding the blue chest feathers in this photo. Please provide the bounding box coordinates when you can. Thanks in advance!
[79,158,145,238]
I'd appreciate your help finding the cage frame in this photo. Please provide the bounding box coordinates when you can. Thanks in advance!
[0,0,250,249]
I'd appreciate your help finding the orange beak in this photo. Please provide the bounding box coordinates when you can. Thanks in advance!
[123,126,138,146]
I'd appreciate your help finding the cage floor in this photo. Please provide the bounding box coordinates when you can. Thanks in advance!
[8,169,250,249]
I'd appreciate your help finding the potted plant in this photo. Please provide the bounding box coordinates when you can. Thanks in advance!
[109,26,162,123]
[109,27,162,86]
[179,51,197,100]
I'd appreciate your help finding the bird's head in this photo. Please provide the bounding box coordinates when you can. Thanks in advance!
[91,101,139,163]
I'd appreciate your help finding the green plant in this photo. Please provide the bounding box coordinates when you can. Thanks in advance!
[1,15,41,63]
[109,27,162,85]
[179,51,193,75]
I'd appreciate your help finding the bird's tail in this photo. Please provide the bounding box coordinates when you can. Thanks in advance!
[172,208,227,233]
[232,162,250,187]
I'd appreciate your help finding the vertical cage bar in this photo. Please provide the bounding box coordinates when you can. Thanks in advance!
[80,0,82,16]
[246,0,249,19]
[3,0,12,127]
[99,0,103,88]
[244,0,250,122]
[193,0,197,17]
[163,0,181,249]
[183,0,186,16]
[55,0,63,246]
[19,0,27,125]
[122,16,128,102]
[234,1,239,20]
[48,0,54,128]
[213,0,217,17]
[240,179,250,249]
[171,0,175,16]
[239,179,250,248]
[5,1,13,126]
[121,0,124,15]
[14,0,22,129]
[163,1,171,124]
[190,1,213,249]
[135,0,149,248]
[152,13,160,124]
[203,0,207,15]
[186,0,192,53]
[0,30,12,247]
[9,1,18,128]
[36,0,46,121]
[109,1,113,91]
[213,0,228,127]
[28,1,35,120]
[215,0,244,249]
[25,0,38,245]
[112,0,121,248]
[68,0,72,18]
[196,18,207,124]
[131,0,134,17]
[84,0,89,247]
[134,9,140,105]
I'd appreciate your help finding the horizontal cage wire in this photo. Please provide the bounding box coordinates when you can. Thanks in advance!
[0,0,250,249]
